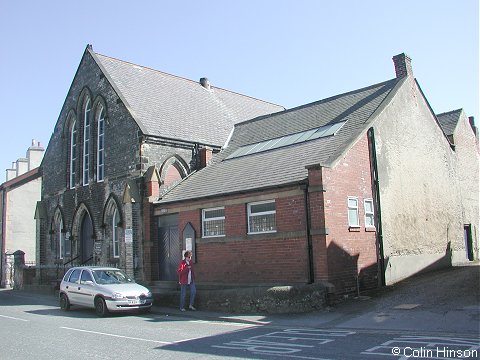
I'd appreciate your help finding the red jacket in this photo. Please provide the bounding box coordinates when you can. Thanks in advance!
[177,259,195,285]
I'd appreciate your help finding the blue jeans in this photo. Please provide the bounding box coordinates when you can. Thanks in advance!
[180,282,196,309]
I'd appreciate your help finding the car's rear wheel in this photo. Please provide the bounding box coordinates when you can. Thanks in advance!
[60,293,70,311]
[95,297,109,317]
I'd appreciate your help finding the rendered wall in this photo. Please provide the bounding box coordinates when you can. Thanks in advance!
[5,178,41,263]
[372,77,477,284]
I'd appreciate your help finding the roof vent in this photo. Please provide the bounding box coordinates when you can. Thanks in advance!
[200,77,211,90]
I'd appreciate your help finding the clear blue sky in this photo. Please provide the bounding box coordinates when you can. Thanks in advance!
[0,0,478,182]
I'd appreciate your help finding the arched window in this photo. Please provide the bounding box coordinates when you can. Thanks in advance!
[54,211,70,259]
[70,119,77,189]
[97,105,105,182]
[112,208,119,258]
[83,97,91,186]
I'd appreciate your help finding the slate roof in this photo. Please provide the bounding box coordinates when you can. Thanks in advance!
[90,49,285,147]
[157,77,403,204]
[437,109,462,136]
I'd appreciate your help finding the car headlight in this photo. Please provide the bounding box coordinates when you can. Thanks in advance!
[111,292,126,300]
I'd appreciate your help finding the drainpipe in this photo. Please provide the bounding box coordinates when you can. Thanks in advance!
[301,183,315,284]
[367,128,386,286]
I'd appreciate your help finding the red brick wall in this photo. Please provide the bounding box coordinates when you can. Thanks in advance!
[160,189,310,284]
[318,134,378,293]
[164,165,182,187]
[152,135,379,292]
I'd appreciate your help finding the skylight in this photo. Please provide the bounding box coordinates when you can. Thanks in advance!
[226,121,346,160]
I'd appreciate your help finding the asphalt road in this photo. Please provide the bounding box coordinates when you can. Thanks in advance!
[0,264,478,360]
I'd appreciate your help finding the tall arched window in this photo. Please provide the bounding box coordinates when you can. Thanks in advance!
[112,208,119,258]
[83,98,91,186]
[55,212,65,259]
[97,105,105,182]
[70,119,77,189]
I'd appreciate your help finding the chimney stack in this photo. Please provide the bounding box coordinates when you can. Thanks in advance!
[392,53,413,78]
[199,147,213,168]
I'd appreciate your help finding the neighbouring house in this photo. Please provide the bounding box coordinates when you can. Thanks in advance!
[151,53,479,295]
[0,140,44,287]
[35,45,284,284]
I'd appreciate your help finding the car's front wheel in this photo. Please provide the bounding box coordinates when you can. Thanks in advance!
[60,293,70,311]
[95,297,109,317]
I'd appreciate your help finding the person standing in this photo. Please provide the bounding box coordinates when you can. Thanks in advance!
[177,250,196,311]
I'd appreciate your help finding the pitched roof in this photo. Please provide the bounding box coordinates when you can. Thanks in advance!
[89,49,284,147]
[437,109,462,136]
[157,78,403,204]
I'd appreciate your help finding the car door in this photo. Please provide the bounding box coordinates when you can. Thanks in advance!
[64,268,82,305]
[75,269,96,307]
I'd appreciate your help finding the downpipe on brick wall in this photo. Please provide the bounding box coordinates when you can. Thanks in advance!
[302,183,315,284]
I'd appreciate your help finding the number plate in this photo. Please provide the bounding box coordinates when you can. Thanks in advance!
[128,299,146,305]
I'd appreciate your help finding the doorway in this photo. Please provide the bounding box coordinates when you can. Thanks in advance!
[81,214,94,264]
[157,214,180,281]
[464,225,474,261]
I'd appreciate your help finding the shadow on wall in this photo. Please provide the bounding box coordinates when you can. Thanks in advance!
[326,241,379,297]
[383,241,459,286]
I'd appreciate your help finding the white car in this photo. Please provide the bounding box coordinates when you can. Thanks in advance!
[59,266,153,317]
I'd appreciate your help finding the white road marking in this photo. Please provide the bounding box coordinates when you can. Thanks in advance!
[60,326,172,344]
[0,314,29,322]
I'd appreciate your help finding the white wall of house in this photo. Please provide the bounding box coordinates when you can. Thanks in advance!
[372,77,479,285]
[4,177,42,264]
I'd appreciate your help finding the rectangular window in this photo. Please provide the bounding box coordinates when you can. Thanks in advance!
[202,207,225,238]
[347,197,359,227]
[248,200,276,234]
[364,198,375,227]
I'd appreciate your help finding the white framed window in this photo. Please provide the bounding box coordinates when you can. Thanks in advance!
[364,198,375,227]
[69,120,77,189]
[112,209,119,258]
[347,197,359,227]
[202,207,225,238]
[248,200,276,234]
[83,98,91,186]
[97,105,105,182]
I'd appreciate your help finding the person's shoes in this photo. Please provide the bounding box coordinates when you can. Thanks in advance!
[189,305,196,311]
[180,308,186,312]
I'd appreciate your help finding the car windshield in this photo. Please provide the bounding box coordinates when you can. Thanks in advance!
[92,269,134,285]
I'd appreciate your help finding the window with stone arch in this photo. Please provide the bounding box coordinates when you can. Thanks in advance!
[103,196,122,261]
[112,208,120,258]
[54,210,70,259]
[83,97,91,186]
[96,104,105,182]
[159,156,189,195]
[69,117,77,189]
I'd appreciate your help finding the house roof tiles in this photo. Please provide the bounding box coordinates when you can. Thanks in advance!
[91,50,285,147]
[157,77,402,204]
[437,109,462,136]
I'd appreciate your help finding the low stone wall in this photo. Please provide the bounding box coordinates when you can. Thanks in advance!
[154,283,331,314]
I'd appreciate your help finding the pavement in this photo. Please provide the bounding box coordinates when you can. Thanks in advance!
[148,263,480,335]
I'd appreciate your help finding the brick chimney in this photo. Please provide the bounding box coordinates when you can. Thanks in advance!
[392,53,413,78]
[199,147,213,168]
